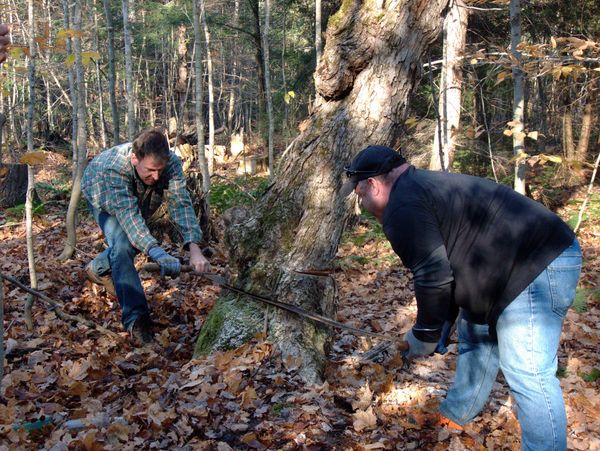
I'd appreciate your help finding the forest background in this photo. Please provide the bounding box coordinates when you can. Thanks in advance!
[0,0,598,449]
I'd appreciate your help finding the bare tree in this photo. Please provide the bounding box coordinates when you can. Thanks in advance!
[103,0,120,145]
[193,0,210,194]
[510,0,526,194]
[122,0,135,140]
[429,0,468,171]
[59,0,88,260]
[262,0,274,174]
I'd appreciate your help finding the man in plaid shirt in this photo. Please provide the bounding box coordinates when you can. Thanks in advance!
[82,128,210,345]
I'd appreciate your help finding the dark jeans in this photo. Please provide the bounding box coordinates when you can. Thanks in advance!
[88,205,149,330]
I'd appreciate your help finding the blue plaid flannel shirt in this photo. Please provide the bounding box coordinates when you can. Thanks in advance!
[81,143,202,253]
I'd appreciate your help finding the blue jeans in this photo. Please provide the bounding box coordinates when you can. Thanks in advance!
[88,205,150,330]
[440,239,581,451]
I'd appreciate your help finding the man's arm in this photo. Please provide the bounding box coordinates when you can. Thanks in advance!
[164,155,210,272]
[384,200,454,357]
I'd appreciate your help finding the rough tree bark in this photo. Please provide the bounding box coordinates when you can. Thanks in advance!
[194,0,448,383]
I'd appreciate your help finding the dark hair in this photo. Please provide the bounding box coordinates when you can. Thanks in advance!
[132,128,170,162]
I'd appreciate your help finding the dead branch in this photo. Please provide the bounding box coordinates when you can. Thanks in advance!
[0,272,121,340]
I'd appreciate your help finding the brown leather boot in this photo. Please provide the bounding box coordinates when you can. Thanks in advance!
[85,263,116,297]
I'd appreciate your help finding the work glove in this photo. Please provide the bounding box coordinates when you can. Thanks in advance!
[403,329,438,360]
[148,247,181,278]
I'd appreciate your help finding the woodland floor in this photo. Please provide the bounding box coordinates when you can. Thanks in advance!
[0,153,598,450]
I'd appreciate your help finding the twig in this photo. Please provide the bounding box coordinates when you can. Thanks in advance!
[0,272,121,340]
[574,150,600,233]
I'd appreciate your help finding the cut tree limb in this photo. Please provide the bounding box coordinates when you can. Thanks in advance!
[0,272,120,340]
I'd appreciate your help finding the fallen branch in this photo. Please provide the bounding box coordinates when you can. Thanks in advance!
[0,272,121,340]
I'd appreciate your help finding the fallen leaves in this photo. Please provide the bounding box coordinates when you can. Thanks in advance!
[0,159,598,449]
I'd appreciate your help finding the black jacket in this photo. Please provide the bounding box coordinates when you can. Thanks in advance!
[383,166,575,342]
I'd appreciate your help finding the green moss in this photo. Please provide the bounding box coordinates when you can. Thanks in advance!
[193,294,264,357]
[193,300,227,357]
[327,0,355,29]
[580,368,600,383]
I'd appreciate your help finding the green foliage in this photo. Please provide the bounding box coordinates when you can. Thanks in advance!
[566,194,600,230]
[580,368,600,383]
[556,365,568,378]
[572,288,600,313]
[271,402,291,416]
[5,201,45,218]
[210,177,271,215]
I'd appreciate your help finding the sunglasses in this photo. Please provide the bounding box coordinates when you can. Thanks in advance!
[344,167,382,179]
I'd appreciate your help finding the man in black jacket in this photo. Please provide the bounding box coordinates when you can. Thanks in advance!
[341,145,581,451]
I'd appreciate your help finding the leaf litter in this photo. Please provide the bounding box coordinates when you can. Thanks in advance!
[0,157,598,449]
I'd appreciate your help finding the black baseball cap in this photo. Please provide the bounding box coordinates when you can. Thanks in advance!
[340,145,406,197]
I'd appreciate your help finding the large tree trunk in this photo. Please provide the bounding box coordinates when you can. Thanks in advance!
[194,0,448,383]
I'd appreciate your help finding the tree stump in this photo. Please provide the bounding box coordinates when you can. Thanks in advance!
[146,166,211,245]
[0,163,28,208]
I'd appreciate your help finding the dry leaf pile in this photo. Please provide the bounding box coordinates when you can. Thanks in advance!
[0,157,598,450]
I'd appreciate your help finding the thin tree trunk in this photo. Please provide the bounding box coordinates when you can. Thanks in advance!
[227,0,240,131]
[122,0,135,140]
[562,89,575,159]
[93,3,107,149]
[63,0,77,159]
[315,0,322,65]
[24,0,37,329]
[59,0,87,261]
[194,0,449,383]
[575,78,596,163]
[429,0,468,171]
[103,0,119,145]
[193,0,210,194]
[262,0,274,174]
[200,0,215,173]
[510,0,526,194]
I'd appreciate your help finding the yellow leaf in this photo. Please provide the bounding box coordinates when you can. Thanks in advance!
[404,117,418,129]
[594,67,600,72]
[551,36,557,49]
[56,28,83,40]
[65,54,76,68]
[287,90,295,99]
[545,154,562,164]
[514,131,527,141]
[82,51,101,66]
[19,151,48,166]
[514,152,529,164]
[495,71,511,85]
[527,131,539,140]
[503,129,513,137]
[506,120,520,128]
[469,58,478,65]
